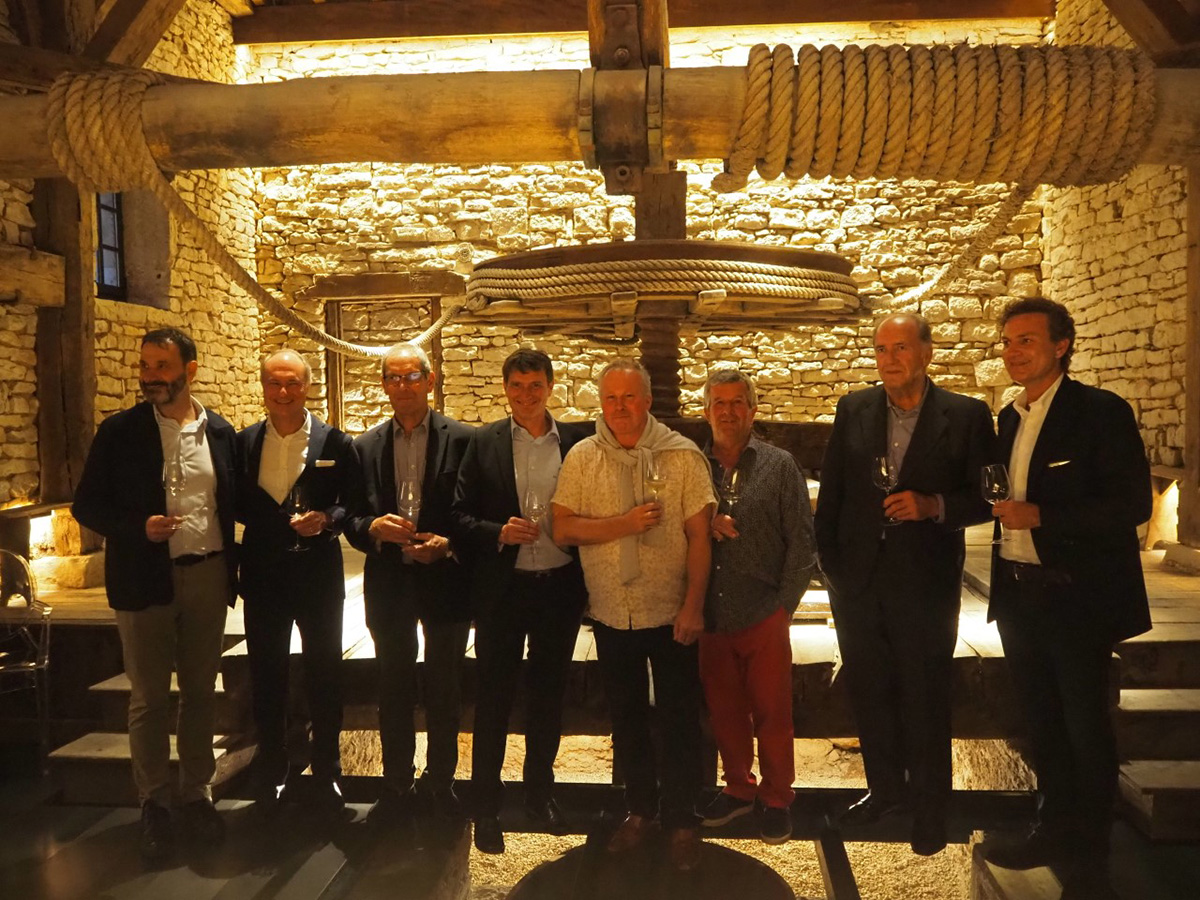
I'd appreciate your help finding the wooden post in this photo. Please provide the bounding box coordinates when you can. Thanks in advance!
[1181,164,1200,547]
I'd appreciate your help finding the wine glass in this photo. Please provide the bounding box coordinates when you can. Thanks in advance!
[643,455,667,505]
[398,478,421,543]
[982,463,1012,544]
[162,449,186,520]
[871,455,900,526]
[523,485,547,568]
[718,466,740,516]
[286,482,309,552]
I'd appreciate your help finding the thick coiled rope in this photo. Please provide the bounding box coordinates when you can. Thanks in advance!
[714,43,1156,304]
[46,69,463,358]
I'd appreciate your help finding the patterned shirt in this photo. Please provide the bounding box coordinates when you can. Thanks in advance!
[554,440,715,630]
[706,437,817,633]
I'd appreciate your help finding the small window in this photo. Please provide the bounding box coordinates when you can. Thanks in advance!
[95,192,126,299]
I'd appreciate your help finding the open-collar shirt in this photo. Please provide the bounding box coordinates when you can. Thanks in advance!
[154,398,222,558]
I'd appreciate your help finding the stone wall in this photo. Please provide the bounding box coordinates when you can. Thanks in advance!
[92,0,261,428]
[247,20,1048,432]
[1041,0,1189,467]
[0,7,40,504]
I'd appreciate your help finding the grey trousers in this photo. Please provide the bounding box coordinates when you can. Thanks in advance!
[115,554,229,806]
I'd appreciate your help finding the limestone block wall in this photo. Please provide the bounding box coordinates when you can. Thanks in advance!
[92,0,262,428]
[1041,0,1189,467]
[247,19,1047,432]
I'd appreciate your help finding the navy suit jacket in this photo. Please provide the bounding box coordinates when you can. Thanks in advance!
[235,414,361,606]
[815,382,995,606]
[73,401,238,611]
[987,376,1152,641]
[451,416,593,617]
[345,410,475,627]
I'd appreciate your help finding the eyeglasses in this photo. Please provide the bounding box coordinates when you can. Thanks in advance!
[384,371,426,386]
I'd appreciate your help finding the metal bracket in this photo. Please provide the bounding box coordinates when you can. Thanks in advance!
[646,65,665,173]
[597,2,644,70]
[578,67,597,169]
[609,290,638,338]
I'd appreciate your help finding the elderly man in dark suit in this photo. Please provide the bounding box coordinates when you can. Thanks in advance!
[345,343,474,828]
[236,349,360,815]
[815,313,994,856]
[73,327,238,861]
[452,348,592,854]
[984,298,1151,900]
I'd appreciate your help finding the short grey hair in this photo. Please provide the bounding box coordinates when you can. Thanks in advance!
[260,349,312,384]
[597,358,652,397]
[874,313,933,346]
[381,342,432,378]
[703,368,757,408]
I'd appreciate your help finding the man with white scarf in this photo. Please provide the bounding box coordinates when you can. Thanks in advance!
[552,359,715,872]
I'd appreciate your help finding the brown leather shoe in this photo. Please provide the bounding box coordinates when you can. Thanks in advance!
[606,814,657,852]
[668,826,703,871]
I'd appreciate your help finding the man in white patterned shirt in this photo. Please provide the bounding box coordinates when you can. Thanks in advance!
[552,359,715,871]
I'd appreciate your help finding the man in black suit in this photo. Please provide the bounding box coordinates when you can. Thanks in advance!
[985,298,1151,900]
[452,348,591,854]
[815,313,994,855]
[236,349,360,815]
[73,327,237,861]
[344,343,474,826]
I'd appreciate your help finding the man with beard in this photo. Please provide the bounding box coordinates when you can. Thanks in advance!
[74,327,238,861]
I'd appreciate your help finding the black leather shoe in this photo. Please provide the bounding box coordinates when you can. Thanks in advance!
[839,791,905,827]
[984,826,1074,870]
[524,797,569,836]
[368,785,418,829]
[181,798,226,848]
[910,810,947,856]
[139,800,173,862]
[309,777,346,817]
[474,815,505,854]
[430,784,463,820]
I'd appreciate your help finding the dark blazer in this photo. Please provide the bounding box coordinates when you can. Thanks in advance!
[815,382,995,604]
[72,400,238,611]
[987,376,1152,641]
[451,417,593,616]
[235,414,361,605]
[344,410,475,627]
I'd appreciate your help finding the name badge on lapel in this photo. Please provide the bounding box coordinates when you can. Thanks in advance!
[315,459,336,468]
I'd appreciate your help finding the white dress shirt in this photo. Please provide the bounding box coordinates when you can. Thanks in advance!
[155,398,223,558]
[1001,373,1064,564]
[258,410,311,505]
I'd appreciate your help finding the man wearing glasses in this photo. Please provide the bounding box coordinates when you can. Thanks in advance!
[452,348,592,854]
[345,343,474,830]
[73,327,237,861]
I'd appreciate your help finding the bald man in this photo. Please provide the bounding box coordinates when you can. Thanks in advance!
[236,349,362,816]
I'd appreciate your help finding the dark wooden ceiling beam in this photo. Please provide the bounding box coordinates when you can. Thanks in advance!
[83,0,192,67]
[0,44,200,91]
[232,0,1055,46]
[1100,0,1200,62]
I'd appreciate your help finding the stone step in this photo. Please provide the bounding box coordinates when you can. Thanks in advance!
[1117,689,1200,760]
[48,731,250,806]
[89,671,247,736]
[1119,760,1200,841]
[1118,625,1200,688]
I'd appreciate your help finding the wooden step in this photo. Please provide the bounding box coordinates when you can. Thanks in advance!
[48,731,248,806]
[1119,760,1200,841]
[1117,689,1200,760]
[970,845,1065,900]
[1118,625,1200,688]
[89,672,246,736]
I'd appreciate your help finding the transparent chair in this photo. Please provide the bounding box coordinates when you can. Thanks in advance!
[0,549,52,766]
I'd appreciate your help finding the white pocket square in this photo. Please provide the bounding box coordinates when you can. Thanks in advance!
[315,459,336,468]
[1047,459,1072,468]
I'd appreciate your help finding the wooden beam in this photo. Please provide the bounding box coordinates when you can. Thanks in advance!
[1101,0,1200,62]
[83,0,191,68]
[212,0,254,17]
[0,44,200,91]
[0,245,66,307]
[5,66,1200,180]
[3,0,42,47]
[1182,164,1200,547]
[232,0,1054,46]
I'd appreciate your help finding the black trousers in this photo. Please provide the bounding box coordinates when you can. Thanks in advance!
[593,622,702,829]
[471,566,585,816]
[244,590,344,781]
[993,567,1117,847]
[832,537,959,815]
[369,594,470,794]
